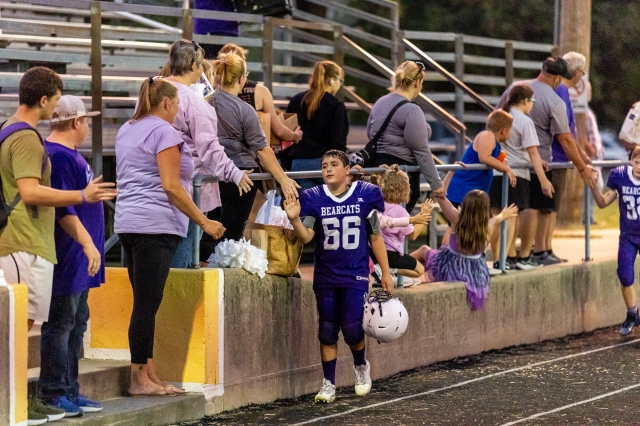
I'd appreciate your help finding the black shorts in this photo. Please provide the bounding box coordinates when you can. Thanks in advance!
[489,176,530,211]
[529,170,556,212]
[370,249,418,271]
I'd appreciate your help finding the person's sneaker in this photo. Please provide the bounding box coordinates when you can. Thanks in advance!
[27,406,48,426]
[395,277,422,288]
[493,259,515,271]
[73,394,103,413]
[619,311,640,336]
[314,379,336,403]
[47,396,82,418]
[547,251,568,263]
[488,267,503,276]
[515,257,540,270]
[354,360,372,396]
[30,396,65,422]
[531,252,561,266]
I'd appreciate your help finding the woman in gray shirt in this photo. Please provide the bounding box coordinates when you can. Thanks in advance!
[199,52,299,260]
[368,61,444,211]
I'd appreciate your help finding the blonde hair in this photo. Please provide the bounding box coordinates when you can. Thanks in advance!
[218,43,246,61]
[212,52,245,88]
[130,77,177,123]
[159,61,171,78]
[380,165,410,204]
[631,145,640,160]
[486,110,513,133]
[302,61,343,120]
[391,61,424,91]
[456,190,490,255]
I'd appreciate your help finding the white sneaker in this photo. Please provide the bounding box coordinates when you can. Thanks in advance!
[354,360,372,396]
[394,276,421,287]
[488,267,502,276]
[514,259,537,270]
[314,379,336,403]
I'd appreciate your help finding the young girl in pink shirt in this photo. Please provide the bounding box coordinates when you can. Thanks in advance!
[371,165,433,287]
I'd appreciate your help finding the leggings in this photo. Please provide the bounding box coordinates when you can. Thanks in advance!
[200,176,259,262]
[119,233,181,365]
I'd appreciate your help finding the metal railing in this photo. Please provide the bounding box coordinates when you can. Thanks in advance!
[176,160,626,271]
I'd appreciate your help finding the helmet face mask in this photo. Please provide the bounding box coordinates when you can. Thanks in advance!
[362,290,409,343]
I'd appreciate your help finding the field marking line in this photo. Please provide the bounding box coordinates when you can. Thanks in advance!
[291,337,640,425]
[499,382,640,425]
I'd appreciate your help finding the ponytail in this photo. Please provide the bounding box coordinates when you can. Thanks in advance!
[212,52,245,88]
[302,60,343,120]
[130,77,178,123]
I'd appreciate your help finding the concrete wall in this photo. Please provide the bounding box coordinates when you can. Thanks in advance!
[213,260,629,413]
[81,261,630,415]
[0,284,28,426]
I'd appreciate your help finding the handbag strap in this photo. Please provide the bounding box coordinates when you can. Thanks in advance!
[210,95,259,162]
[369,99,409,144]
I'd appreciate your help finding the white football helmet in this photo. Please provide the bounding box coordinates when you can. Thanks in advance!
[362,290,409,343]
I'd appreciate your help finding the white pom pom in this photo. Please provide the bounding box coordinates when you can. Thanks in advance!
[207,239,268,278]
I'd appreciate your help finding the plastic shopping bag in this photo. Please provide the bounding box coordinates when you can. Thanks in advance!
[619,102,640,144]
[255,190,277,225]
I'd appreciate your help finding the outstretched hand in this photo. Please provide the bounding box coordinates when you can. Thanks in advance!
[500,203,519,220]
[283,198,301,220]
[84,175,118,203]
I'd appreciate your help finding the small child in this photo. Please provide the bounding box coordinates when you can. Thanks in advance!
[411,190,517,310]
[370,165,433,287]
[588,146,640,336]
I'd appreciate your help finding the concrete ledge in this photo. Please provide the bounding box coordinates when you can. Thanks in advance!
[214,260,630,413]
[0,284,28,426]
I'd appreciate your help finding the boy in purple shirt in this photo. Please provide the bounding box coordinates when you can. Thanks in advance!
[589,146,640,336]
[39,96,105,416]
[284,150,393,403]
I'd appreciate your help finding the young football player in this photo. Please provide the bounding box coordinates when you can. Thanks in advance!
[284,150,393,403]
[588,146,640,335]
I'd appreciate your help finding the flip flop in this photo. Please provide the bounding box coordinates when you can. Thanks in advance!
[126,387,176,397]
[163,384,186,394]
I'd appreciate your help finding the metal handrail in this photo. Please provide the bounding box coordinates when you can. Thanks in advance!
[403,38,495,113]
[180,160,626,269]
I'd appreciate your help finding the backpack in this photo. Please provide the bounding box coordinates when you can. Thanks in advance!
[349,99,409,167]
[0,122,43,230]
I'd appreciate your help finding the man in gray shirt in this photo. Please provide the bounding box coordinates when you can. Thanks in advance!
[497,57,595,265]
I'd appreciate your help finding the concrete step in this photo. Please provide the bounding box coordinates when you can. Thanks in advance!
[29,359,130,401]
[57,394,205,426]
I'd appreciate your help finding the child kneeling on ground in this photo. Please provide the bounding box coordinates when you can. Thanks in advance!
[284,150,393,403]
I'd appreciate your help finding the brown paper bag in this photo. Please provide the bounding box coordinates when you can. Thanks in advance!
[243,222,303,277]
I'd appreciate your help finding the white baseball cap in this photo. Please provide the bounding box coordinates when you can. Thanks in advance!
[50,95,101,123]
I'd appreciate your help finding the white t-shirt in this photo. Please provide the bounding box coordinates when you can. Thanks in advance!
[494,108,540,180]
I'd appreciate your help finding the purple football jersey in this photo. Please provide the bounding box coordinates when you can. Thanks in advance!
[300,181,384,290]
[607,165,640,236]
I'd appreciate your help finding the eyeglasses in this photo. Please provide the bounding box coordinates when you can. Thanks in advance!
[190,40,202,65]
[338,78,344,85]
[414,61,425,72]
[244,70,250,77]
[191,40,201,52]
[530,97,536,103]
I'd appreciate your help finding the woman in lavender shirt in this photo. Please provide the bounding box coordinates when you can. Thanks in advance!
[163,39,254,267]
[115,78,224,397]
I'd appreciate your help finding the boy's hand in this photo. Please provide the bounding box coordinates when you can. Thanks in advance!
[84,175,118,202]
[283,199,301,220]
[83,242,101,276]
[381,271,394,293]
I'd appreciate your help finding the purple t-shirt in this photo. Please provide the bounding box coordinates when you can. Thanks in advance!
[300,181,384,292]
[115,116,194,237]
[45,141,104,297]
[607,165,640,236]
[551,84,577,163]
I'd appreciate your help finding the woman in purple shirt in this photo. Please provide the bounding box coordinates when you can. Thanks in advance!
[115,78,224,397]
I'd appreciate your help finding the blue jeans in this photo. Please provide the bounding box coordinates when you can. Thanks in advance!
[170,221,200,268]
[39,290,89,401]
[291,158,324,191]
